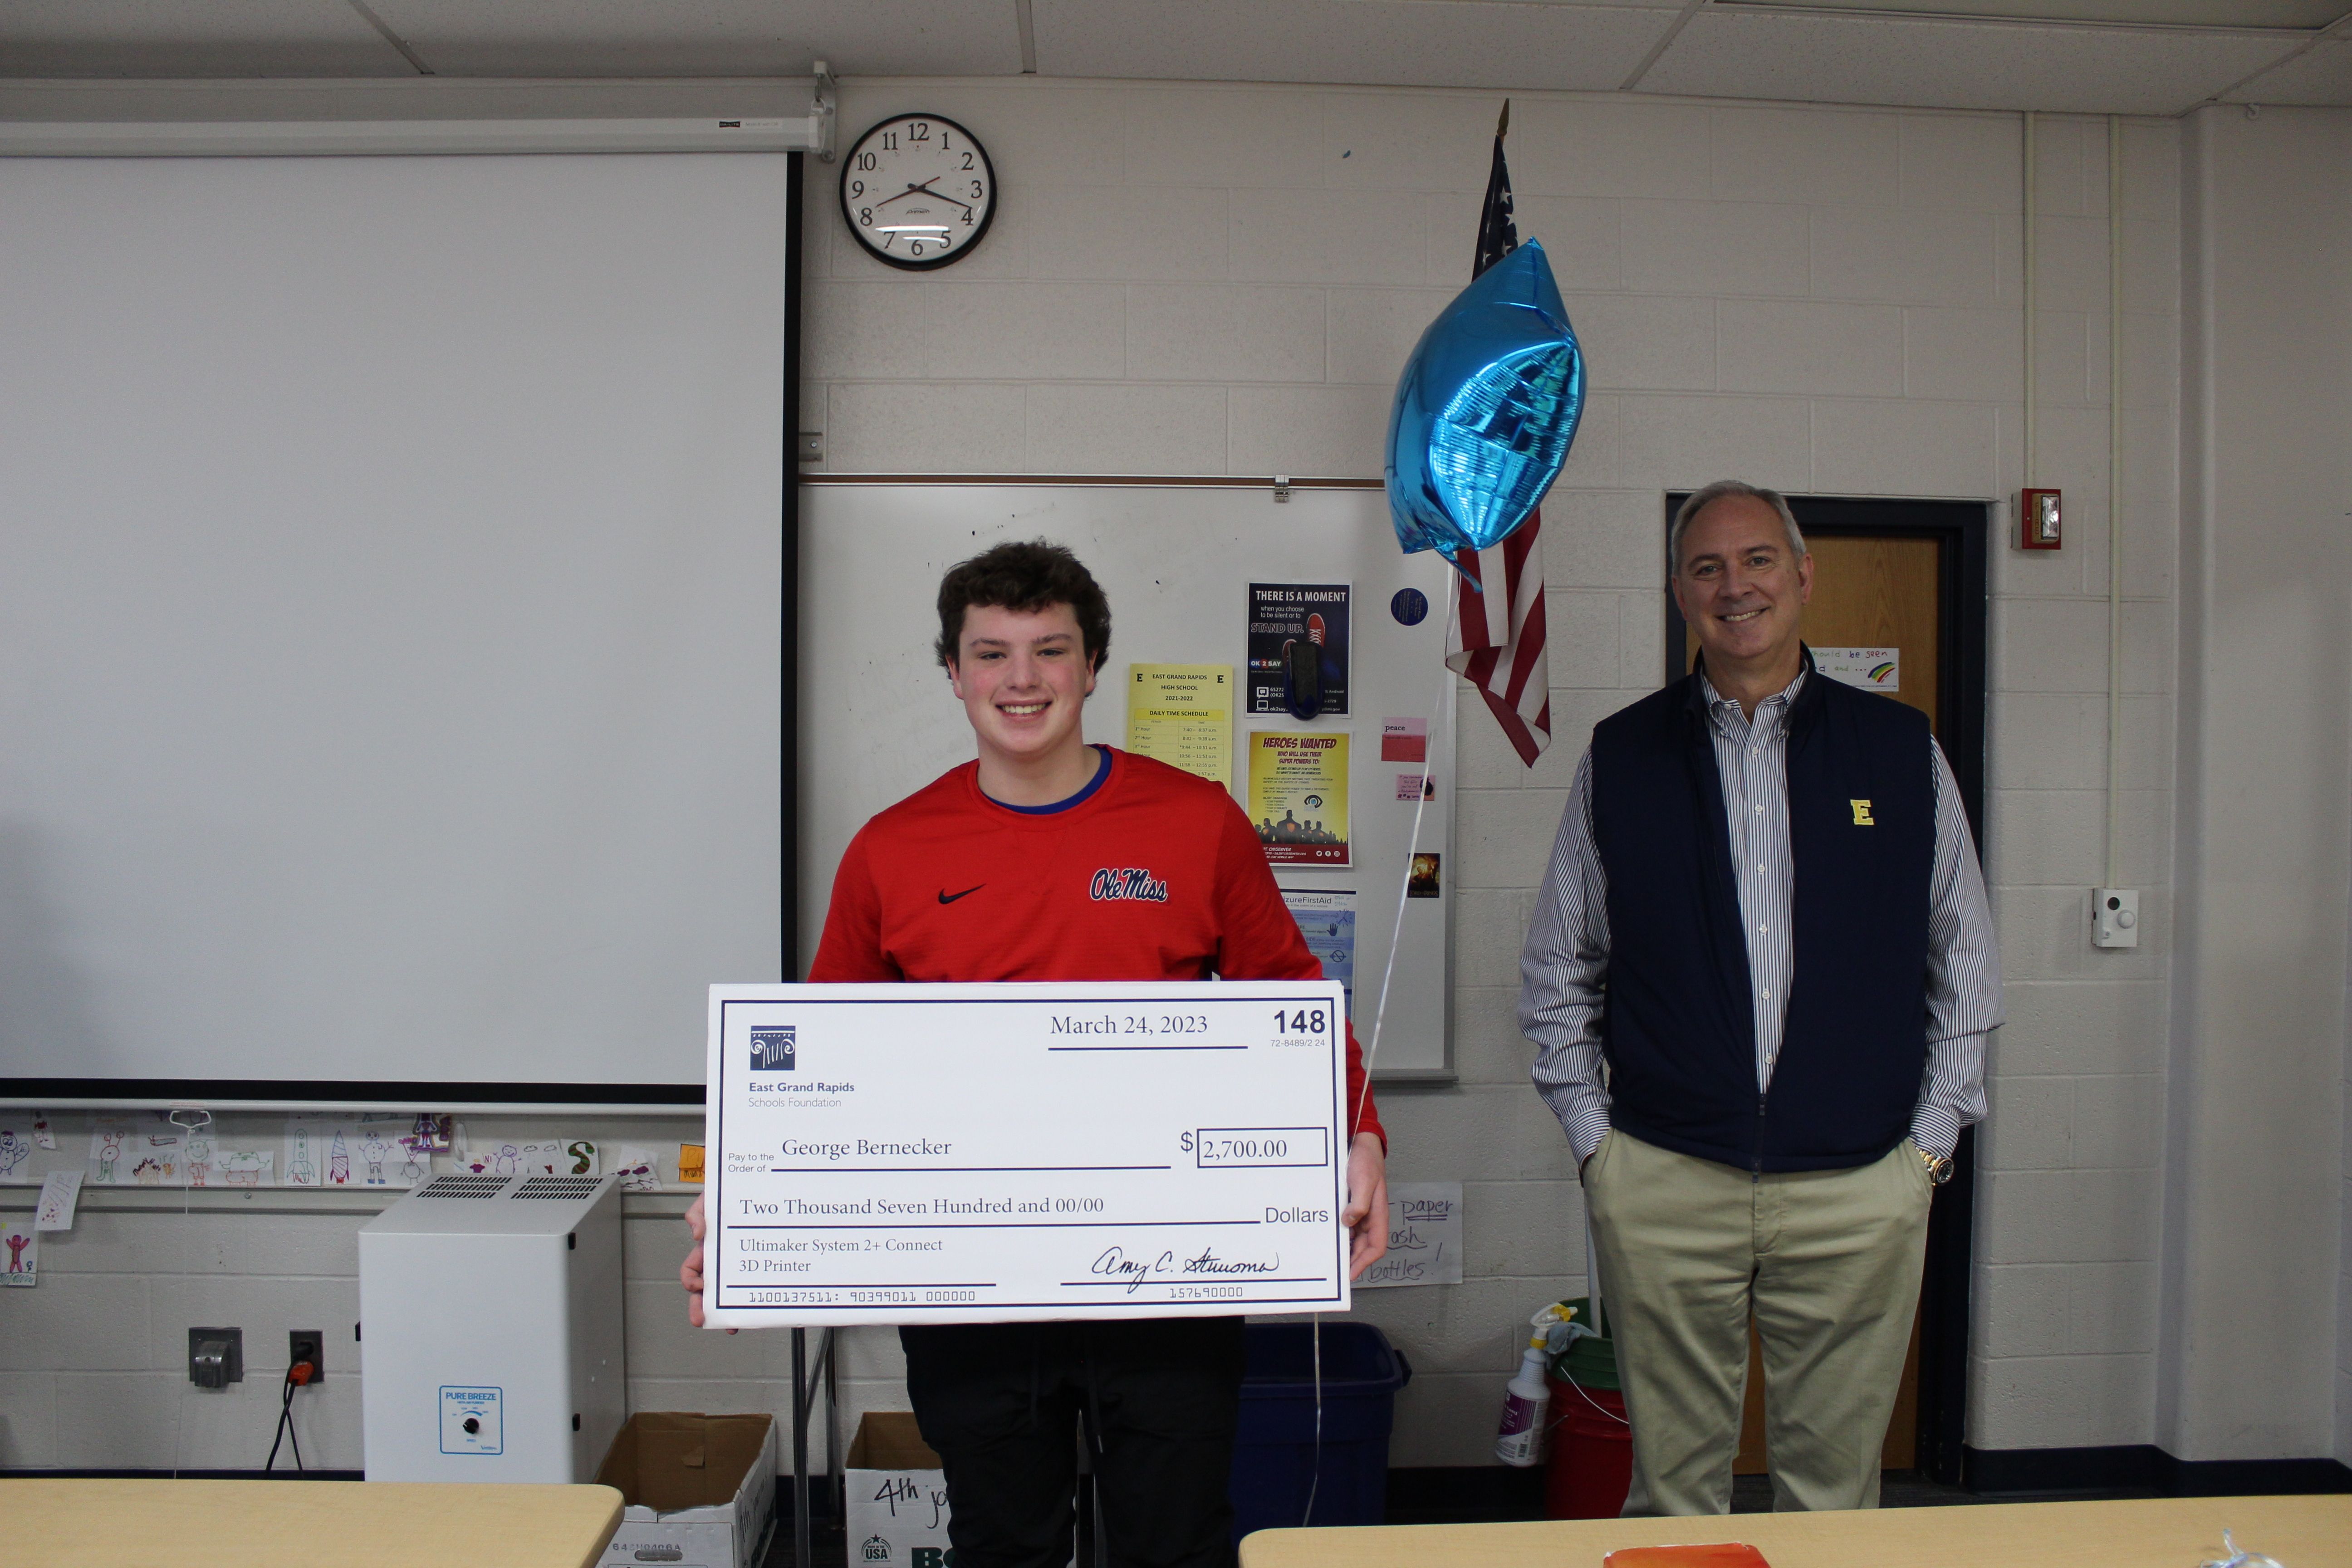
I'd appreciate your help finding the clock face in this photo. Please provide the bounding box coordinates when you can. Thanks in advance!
[840,114,996,270]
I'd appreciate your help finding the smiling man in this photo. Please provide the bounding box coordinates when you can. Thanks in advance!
[682,539,1386,1568]
[1518,481,2000,1515]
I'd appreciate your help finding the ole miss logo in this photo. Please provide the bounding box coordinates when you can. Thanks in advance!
[1089,867,1168,902]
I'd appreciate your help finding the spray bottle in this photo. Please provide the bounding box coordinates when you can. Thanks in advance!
[1494,1301,1575,1467]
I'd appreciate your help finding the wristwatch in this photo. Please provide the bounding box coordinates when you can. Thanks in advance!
[1917,1147,1954,1186]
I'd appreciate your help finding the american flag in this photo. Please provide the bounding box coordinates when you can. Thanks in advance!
[1445,103,1552,767]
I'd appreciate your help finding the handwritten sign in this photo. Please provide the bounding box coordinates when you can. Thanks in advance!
[1355,1181,1462,1289]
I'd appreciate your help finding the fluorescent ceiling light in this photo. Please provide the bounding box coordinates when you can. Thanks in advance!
[1722,0,2352,28]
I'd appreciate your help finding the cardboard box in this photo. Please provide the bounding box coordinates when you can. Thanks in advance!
[595,1411,778,1568]
[846,1412,953,1568]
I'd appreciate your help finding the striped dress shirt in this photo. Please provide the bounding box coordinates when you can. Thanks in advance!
[1520,669,2000,1164]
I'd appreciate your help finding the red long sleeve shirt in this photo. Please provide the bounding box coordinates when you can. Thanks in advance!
[809,747,1384,1147]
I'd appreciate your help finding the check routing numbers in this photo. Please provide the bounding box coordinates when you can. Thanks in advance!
[701,981,1351,1326]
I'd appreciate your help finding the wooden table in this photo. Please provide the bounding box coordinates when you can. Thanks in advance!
[1240,1494,2352,1568]
[2,1479,624,1568]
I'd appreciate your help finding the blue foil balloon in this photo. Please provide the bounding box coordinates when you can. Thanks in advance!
[1385,240,1585,561]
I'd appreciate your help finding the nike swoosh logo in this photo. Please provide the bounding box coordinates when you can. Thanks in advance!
[937,885,984,905]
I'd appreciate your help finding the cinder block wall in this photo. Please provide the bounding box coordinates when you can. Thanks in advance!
[0,76,2186,1471]
[799,78,2183,1463]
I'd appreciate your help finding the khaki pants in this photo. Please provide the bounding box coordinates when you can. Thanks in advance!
[1582,1129,1932,1515]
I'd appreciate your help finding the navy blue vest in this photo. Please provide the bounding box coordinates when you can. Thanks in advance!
[1589,653,1934,1172]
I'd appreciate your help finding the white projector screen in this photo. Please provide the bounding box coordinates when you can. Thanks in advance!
[0,151,791,1102]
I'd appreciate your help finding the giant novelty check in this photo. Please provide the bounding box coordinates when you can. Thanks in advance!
[702,980,1353,1327]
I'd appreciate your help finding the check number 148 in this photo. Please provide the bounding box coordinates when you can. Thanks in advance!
[1182,1128,1331,1168]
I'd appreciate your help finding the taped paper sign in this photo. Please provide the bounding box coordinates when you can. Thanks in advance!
[214,1151,274,1186]
[282,1117,347,1188]
[457,1144,524,1177]
[34,1171,83,1231]
[1813,647,1899,694]
[1355,1182,1463,1289]
[611,1145,661,1192]
[517,1139,598,1176]
[92,1129,183,1187]
[0,1125,35,1183]
[1380,717,1427,763]
[2,1219,36,1285]
[87,1123,135,1186]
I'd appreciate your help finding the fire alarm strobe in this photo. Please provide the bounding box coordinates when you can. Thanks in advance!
[2019,488,2063,550]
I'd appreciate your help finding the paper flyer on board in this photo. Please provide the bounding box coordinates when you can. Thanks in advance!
[1248,731,1350,866]
[1280,887,1356,1018]
[1124,663,1235,785]
[1245,583,1351,716]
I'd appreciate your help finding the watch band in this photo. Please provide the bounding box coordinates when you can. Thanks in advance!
[1917,1147,1954,1186]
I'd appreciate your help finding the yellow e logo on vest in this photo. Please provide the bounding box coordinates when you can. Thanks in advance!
[1850,799,1875,826]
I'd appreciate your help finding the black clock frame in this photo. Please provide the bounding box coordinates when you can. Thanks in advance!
[838,113,997,272]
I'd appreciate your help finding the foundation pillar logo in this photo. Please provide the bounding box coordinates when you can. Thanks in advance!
[751,1027,797,1071]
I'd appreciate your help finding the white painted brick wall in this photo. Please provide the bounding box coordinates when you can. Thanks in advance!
[802,81,2180,1463]
[0,81,2181,1474]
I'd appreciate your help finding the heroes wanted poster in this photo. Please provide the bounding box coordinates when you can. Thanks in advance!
[1248,731,1350,866]
[1246,583,1350,715]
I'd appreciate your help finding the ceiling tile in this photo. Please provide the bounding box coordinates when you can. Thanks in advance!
[1725,0,2350,26]
[0,0,413,78]
[365,0,1022,78]
[1639,9,2305,114]
[2223,36,2352,101]
[1031,1,1678,91]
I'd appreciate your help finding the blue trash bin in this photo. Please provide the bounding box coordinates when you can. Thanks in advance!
[1228,1322,1412,1540]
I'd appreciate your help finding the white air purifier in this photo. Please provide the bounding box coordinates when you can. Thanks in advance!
[358,1171,627,1481]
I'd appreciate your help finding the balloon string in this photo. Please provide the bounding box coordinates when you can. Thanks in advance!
[1447,547,1488,593]
[1358,585,1459,1136]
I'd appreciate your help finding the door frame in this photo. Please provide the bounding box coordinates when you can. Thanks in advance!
[1662,491,1990,1487]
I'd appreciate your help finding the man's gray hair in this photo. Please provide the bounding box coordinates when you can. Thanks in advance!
[1669,481,1807,577]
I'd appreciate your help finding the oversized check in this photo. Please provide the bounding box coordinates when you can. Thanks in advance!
[702,980,1352,1327]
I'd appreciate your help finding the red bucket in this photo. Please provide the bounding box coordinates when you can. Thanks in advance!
[1543,1373,1632,1519]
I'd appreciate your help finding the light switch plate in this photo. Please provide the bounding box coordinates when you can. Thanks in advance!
[2092,887,2139,948]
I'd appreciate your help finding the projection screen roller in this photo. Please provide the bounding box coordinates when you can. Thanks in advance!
[0,151,789,1099]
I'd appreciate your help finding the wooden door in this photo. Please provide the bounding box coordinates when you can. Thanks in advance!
[1681,534,1942,730]
[1683,531,1942,1477]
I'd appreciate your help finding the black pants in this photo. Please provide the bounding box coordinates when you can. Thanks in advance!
[900,1318,1245,1568]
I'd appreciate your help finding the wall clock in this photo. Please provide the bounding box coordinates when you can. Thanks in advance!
[839,113,996,270]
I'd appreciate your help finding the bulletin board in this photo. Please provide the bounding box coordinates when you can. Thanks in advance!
[799,478,1457,1078]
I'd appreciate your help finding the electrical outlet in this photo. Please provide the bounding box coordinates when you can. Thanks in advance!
[2092,887,2140,949]
[289,1328,325,1382]
[188,1326,243,1388]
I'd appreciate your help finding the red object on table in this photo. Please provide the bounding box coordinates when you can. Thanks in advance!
[1543,1373,1632,1520]
[1602,1546,1772,1567]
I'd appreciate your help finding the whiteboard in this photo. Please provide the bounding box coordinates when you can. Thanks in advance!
[799,481,1455,1077]
[0,151,792,1101]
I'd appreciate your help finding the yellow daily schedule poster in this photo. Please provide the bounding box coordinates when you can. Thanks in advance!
[1126,663,1235,785]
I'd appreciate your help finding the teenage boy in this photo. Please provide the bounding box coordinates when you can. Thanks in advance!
[684,539,1388,1568]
